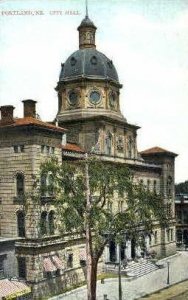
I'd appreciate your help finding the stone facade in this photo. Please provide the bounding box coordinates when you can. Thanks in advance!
[0,101,88,299]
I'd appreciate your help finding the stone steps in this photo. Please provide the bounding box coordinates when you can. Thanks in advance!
[125,260,159,278]
[105,259,159,279]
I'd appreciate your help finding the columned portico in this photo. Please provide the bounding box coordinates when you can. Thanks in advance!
[105,233,153,265]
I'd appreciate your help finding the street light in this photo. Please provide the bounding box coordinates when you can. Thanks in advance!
[167,260,170,285]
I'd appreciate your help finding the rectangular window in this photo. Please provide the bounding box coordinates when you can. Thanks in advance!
[154,231,158,244]
[46,146,50,154]
[119,201,123,212]
[170,229,173,241]
[167,229,170,242]
[17,257,26,279]
[20,145,25,152]
[51,147,55,154]
[14,145,19,153]
[41,145,45,153]
[67,253,73,268]
[107,201,112,212]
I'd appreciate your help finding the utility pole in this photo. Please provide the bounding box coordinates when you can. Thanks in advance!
[85,153,92,300]
[118,245,122,300]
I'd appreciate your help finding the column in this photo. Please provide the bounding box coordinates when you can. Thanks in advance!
[125,240,132,260]
[145,236,150,251]
[105,245,110,263]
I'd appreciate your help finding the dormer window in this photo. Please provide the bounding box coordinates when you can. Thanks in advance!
[90,56,97,65]
[70,57,77,66]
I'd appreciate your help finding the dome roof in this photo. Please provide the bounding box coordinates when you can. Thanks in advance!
[59,48,119,83]
[78,16,97,29]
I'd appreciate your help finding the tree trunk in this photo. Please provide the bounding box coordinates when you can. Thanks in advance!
[86,255,98,300]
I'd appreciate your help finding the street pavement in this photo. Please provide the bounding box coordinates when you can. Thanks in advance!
[50,251,188,300]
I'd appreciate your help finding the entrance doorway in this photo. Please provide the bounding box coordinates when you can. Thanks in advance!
[109,241,117,262]
[131,239,136,259]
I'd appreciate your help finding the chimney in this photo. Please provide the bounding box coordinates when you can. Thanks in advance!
[22,99,37,118]
[0,105,15,124]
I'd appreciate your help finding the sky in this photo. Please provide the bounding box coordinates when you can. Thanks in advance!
[0,0,187,183]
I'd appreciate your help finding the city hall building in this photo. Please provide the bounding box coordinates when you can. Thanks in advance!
[0,13,177,299]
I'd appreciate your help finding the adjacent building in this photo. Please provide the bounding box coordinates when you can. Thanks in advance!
[175,193,188,248]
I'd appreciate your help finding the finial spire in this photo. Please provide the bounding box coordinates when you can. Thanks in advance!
[86,0,88,17]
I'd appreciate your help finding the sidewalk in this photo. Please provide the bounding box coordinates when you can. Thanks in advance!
[50,251,188,300]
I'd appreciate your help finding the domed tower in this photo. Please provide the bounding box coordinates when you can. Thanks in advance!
[56,13,139,158]
[56,12,124,121]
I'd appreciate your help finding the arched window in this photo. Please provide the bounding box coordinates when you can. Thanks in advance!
[41,173,47,196]
[41,173,54,197]
[17,211,25,237]
[147,179,150,191]
[127,137,132,158]
[105,132,112,156]
[167,176,173,197]
[153,180,157,194]
[40,212,48,236]
[48,173,54,196]
[16,173,24,198]
[49,211,55,235]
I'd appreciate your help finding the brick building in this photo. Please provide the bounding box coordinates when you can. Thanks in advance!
[0,14,177,299]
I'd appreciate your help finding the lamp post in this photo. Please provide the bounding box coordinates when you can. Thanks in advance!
[167,260,170,285]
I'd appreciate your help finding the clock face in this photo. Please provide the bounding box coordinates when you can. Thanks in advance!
[68,90,78,106]
[109,91,116,108]
[89,90,101,105]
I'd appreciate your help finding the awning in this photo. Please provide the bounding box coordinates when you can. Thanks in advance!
[79,248,86,261]
[0,279,31,300]
[52,255,64,269]
[43,257,57,272]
